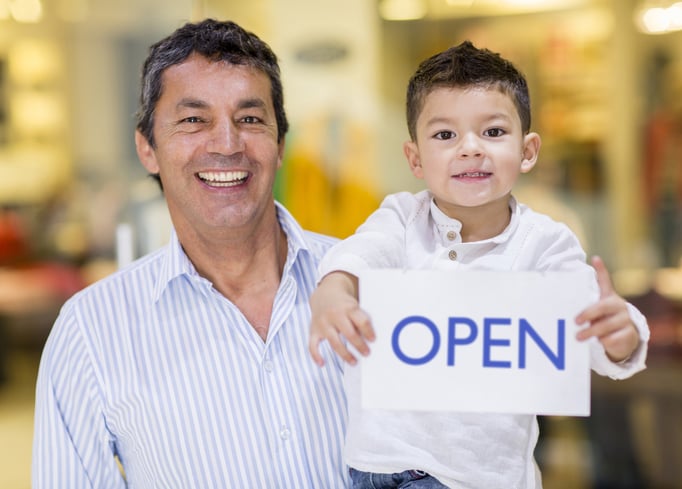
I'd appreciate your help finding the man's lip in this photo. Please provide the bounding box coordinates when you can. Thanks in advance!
[197,170,249,187]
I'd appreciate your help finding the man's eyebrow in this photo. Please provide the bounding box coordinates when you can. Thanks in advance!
[176,98,209,110]
[237,98,267,110]
[174,97,267,111]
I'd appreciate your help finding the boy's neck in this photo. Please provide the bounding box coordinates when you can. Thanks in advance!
[437,197,512,243]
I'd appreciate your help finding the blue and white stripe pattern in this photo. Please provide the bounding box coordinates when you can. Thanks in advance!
[33,203,350,488]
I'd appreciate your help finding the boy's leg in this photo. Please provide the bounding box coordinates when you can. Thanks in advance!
[349,468,449,489]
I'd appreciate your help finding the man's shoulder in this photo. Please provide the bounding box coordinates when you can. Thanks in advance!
[67,247,166,307]
[299,229,340,259]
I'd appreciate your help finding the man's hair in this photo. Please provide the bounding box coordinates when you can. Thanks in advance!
[136,18,289,148]
[405,40,531,141]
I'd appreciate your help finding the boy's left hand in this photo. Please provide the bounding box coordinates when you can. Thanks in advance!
[575,256,640,363]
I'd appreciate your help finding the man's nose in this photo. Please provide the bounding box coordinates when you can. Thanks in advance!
[206,120,245,155]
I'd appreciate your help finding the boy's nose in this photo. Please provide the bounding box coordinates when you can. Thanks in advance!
[457,133,483,158]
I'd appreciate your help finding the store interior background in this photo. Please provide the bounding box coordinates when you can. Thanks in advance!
[0,0,681,487]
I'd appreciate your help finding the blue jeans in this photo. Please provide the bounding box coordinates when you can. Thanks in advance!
[349,468,450,488]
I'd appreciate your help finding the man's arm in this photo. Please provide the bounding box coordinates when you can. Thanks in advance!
[32,311,126,489]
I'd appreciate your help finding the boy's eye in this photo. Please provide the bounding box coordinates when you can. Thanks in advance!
[434,130,455,140]
[484,128,505,137]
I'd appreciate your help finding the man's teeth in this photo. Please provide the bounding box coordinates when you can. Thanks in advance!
[198,171,248,187]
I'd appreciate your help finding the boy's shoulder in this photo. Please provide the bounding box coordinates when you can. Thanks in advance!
[517,200,576,228]
[378,189,431,214]
[515,200,583,245]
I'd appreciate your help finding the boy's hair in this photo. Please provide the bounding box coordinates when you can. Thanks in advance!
[136,18,289,148]
[405,40,531,141]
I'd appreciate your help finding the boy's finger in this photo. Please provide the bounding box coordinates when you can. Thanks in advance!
[349,309,376,342]
[591,255,614,299]
[308,337,325,367]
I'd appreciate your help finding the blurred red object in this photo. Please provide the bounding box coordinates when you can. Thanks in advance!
[0,209,29,266]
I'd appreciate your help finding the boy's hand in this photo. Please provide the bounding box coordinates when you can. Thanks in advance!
[308,272,375,367]
[575,256,640,363]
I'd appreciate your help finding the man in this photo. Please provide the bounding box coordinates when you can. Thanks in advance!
[32,19,349,488]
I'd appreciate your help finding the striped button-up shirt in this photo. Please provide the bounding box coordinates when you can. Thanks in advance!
[33,203,350,488]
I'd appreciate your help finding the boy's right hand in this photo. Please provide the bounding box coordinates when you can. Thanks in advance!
[308,271,375,366]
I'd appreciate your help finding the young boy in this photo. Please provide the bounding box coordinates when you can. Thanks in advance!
[308,41,649,489]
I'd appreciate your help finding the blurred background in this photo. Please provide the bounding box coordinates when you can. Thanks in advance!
[0,0,681,487]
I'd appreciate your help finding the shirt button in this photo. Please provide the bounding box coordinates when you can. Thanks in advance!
[279,426,291,440]
[263,360,274,372]
[448,249,457,261]
[446,231,456,241]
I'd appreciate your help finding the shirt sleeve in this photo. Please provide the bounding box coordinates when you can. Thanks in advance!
[588,302,649,380]
[531,218,650,380]
[32,305,126,489]
[317,192,417,280]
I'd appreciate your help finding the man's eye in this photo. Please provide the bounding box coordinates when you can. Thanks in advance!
[484,128,505,137]
[181,116,203,124]
[240,115,262,124]
[434,131,455,140]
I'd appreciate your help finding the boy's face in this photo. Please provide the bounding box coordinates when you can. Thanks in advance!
[404,86,540,219]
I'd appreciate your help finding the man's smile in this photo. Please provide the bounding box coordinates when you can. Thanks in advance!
[197,170,249,187]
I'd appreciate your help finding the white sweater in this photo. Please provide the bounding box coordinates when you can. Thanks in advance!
[318,190,649,489]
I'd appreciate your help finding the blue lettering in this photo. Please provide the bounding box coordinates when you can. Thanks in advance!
[391,315,566,370]
[447,317,478,366]
[392,316,440,365]
[518,318,565,370]
[483,318,512,368]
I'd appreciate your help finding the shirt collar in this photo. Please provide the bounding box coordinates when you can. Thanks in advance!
[429,194,521,245]
[152,201,309,302]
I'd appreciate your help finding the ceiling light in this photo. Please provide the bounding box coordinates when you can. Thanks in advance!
[379,0,426,21]
[8,0,43,23]
[635,1,682,34]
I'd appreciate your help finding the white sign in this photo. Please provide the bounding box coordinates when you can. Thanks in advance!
[358,269,594,416]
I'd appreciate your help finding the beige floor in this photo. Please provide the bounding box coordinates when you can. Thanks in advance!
[0,348,593,489]
[0,349,39,489]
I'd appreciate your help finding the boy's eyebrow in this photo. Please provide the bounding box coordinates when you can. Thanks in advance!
[424,112,514,126]
[424,116,454,126]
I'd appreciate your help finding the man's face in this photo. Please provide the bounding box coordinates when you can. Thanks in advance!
[136,53,283,237]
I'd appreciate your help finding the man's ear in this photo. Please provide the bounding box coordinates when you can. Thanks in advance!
[135,130,160,174]
[276,140,285,170]
[520,132,541,173]
[404,140,424,179]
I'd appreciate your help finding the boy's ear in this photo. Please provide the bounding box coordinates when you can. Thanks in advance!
[135,130,160,174]
[404,140,424,179]
[520,132,541,173]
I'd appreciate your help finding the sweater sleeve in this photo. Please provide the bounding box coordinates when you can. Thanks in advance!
[317,192,420,281]
[529,216,650,380]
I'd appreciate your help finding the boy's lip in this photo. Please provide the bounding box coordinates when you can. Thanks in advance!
[453,171,492,178]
